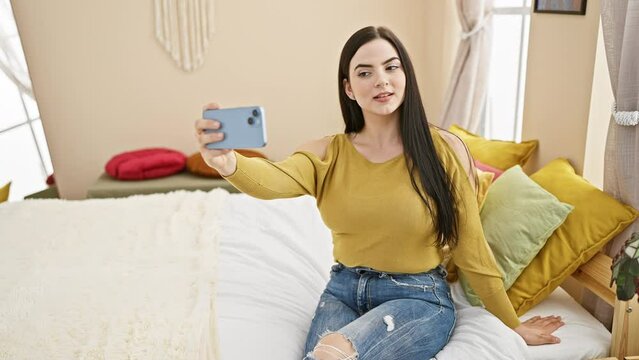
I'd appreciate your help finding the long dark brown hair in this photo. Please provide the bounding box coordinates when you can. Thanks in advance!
[338,26,459,248]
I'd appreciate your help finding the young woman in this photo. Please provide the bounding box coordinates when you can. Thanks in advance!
[194,26,563,360]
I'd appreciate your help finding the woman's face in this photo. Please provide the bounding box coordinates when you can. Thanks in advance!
[344,38,406,118]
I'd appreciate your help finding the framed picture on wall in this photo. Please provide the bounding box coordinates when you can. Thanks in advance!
[534,0,587,15]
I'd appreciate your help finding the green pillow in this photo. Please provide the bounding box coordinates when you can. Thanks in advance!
[460,165,574,306]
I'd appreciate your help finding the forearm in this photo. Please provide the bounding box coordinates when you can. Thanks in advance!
[463,271,521,329]
[221,151,317,199]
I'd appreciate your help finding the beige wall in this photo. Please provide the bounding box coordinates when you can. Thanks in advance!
[521,0,601,175]
[13,0,608,199]
[12,0,455,199]
[520,0,614,304]
[422,1,460,127]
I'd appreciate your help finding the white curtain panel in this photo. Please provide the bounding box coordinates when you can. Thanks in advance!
[602,0,639,256]
[439,0,494,133]
[0,0,34,99]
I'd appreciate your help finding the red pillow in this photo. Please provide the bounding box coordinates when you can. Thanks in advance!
[474,159,504,180]
[106,148,187,180]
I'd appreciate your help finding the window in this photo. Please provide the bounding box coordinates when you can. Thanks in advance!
[0,0,53,200]
[482,0,532,142]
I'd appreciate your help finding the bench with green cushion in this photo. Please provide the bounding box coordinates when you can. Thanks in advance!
[86,171,239,199]
[25,186,59,199]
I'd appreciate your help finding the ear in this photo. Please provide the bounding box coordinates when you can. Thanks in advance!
[343,78,355,101]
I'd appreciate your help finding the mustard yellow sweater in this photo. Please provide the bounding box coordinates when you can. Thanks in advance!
[223,129,521,328]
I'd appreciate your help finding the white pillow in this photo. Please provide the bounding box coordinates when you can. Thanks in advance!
[216,194,333,359]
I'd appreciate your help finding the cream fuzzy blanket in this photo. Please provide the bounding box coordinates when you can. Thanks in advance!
[0,189,227,360]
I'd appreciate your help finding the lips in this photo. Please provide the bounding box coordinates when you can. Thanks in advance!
[374,92,394,99]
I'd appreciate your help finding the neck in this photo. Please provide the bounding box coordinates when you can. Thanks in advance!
[355,110,401,148]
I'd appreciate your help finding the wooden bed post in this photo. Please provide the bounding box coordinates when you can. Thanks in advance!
[572,252,638,358]
[611,295,639,359]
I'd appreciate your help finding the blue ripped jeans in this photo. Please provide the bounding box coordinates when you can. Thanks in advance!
[303,263,456,360]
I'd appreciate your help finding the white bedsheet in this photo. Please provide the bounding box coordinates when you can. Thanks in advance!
[446,281,610,360]
[216,194,611,360]
[523,287,611,360]
[0,191,611,359]
[216,194,333,360]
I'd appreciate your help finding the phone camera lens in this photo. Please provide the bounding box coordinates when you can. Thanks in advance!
[252,109,259,117]
[248,117,255,125]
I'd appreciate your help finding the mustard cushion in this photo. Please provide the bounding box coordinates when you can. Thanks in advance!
[460,165,573,306]
[186,150,268,178]
[0,182,10,203]
[449,125,539,170]
[507,158,639,315]
[476,169,494,210]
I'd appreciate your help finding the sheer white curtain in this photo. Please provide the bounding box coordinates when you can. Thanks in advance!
[0,0,33,99]
[440,0,494,133]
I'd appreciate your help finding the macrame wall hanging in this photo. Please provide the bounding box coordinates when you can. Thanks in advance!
[154,0,214,72]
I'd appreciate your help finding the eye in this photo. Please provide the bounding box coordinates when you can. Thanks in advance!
[357,71,371,78]
[387,65,400,71]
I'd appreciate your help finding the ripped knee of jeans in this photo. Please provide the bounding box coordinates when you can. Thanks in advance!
[305,332,359,360]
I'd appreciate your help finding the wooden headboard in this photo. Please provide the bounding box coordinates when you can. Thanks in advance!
[572,253,638,358]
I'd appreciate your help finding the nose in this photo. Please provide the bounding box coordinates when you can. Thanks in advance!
[375,76,389,88]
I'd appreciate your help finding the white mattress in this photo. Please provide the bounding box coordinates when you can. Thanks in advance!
[522,287,611,360]
[447,281,611,360]
[216,194,611,360]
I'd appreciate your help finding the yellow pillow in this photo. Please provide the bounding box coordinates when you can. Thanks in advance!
[476,168,494,210]
[449,125,539,170]
[506,158,639,315]
[0,182,10,203]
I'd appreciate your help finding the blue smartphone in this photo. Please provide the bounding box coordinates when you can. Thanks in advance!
[203,106,267,149]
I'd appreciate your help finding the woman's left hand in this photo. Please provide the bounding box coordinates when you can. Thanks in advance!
[514,315,564,346]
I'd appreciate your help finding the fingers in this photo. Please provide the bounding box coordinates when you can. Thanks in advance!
[547,319,565,333]
[194,119,223,153]
[524,316,541,324]
[192,103,231,166]
[194,128,225,151]
[532,316,564,334]
[194,121,228,157]
[538,333,560,344]
[538,316,558,325]
[198,138,227,153]
[202,102,220,111]
[198,144,231,158]
[194,118,221,133]
[196,102,222,134]
[525,315,562,325]
[198,130,224,144]
[541,316,563,329]
[526,333,561,346]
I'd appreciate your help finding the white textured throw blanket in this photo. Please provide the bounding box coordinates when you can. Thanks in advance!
[0,190,227,360]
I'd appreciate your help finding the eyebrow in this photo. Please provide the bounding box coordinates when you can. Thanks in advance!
[354,57,400,70]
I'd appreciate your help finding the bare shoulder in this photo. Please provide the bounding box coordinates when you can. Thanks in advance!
[295,135,334,161]
[434,127,472,164]
[432,127,477,191]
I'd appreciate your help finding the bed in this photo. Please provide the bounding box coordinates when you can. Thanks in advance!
[0,189,624,359]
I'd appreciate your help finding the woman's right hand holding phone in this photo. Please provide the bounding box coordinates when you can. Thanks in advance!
[194,103,237,176]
